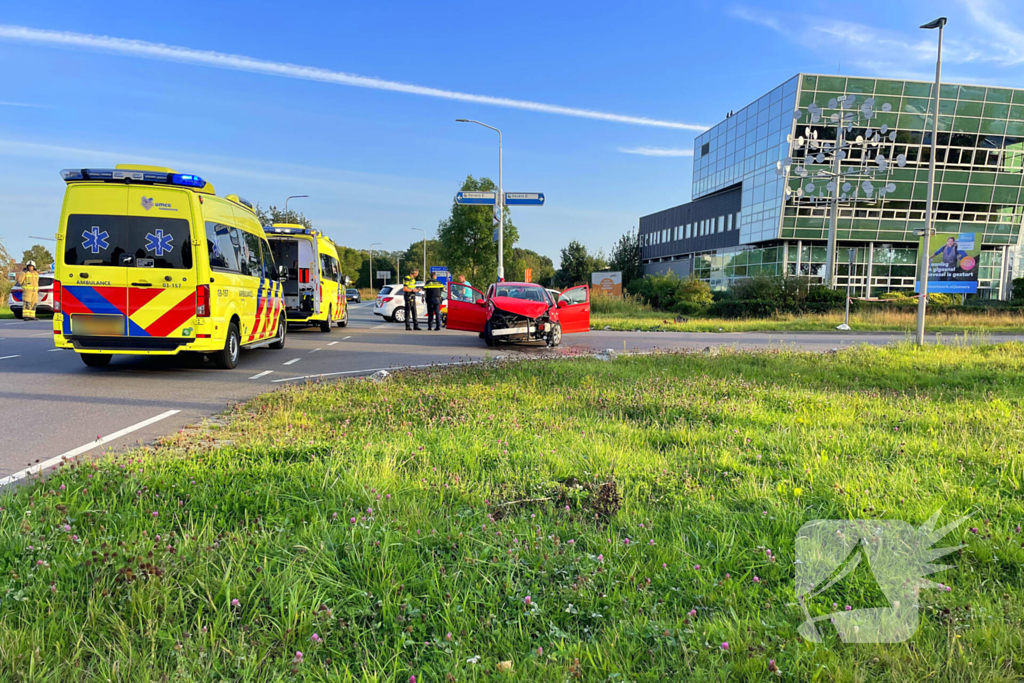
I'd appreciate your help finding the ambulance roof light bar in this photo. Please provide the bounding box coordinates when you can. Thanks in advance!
[59,168,209,191]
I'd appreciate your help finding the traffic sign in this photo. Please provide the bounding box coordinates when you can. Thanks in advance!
[492,228,499,243]
[430,265,450,284]
[455,191,497,205]
[504,192,545,206]
[376,270,391,280]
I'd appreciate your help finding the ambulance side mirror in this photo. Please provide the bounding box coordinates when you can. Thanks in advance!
[278,265,288,282]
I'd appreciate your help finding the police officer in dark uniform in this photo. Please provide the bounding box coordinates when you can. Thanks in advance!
[423,272,445,330]
[402,269,422,331]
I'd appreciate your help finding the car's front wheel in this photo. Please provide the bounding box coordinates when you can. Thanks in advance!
[483,321,496,347]
[393,307,406,324]
[547,322,562,348]
[269,314,287,349]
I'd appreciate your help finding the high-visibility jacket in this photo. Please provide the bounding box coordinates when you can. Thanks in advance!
[402,275,418,295]
[424,278,444,302]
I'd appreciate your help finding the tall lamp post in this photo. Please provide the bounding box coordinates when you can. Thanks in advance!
[411,228,427,278]
[284,195,308,220]
[456,119,503,280]
[369,242,382,292]
[917,16,947,346]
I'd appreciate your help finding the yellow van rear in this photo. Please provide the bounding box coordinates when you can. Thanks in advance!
[266,225,348,331]
[52,165,287,368]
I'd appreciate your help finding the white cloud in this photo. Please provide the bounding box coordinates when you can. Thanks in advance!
[618,146,693,157]
[0,24,709,131]
[0,101,50,108]
[961,0,1024,66]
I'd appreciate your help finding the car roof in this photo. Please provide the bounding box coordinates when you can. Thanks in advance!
[492,282,544,288]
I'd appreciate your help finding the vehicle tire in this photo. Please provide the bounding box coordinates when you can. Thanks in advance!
[338,306,349,327]
[12,308,22,319]
[81,353,111,368]
[269,314,287,350]
[547,323,562,348]
[213,322,241,369]
[320,307,333,333]
[483,321,496,347]
[393,307,406,324]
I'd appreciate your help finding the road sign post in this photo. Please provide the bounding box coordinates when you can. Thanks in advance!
[454,191,497,205]
[504,193,545,206]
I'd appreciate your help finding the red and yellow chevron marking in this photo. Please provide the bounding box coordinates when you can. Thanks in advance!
[247,280,283,342]
[128,287,197,338]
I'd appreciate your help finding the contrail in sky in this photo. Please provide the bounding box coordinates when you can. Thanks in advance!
[0,25,709,131]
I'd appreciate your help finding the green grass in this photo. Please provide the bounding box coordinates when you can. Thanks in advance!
[594,308,1024,333]
[0,307,13,319]
[2,345,1024,681]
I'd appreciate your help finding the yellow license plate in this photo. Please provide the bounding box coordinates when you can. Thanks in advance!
[72,314,125,336]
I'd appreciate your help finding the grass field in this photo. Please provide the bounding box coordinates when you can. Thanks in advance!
[2,345,1023,680]
[594,307,1024,333]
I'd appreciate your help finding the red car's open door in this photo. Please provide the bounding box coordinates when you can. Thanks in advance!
[557,285,590,333]
[446,282,487,332]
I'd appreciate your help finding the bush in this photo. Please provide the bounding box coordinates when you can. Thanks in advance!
[627,273,713,313]
[1013,278,1024,302]
[927,292,959,306]
[878,291,911,301]
[590,291,652,316]
[713,275,848,317]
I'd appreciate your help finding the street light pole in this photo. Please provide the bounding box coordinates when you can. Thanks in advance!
[369,242,382,292]
[917,16,947,346]
[456,119,504,280]
[284,195,309,223]
[412,228,427,277]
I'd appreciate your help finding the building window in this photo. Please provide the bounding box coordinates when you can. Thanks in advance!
[718,216,725,233]
[701,142,710,157]
[727,214,733,231]
[686,223,692,239]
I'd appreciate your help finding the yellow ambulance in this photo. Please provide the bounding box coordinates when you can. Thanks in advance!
[266,225,348,331]
[53,165,287,369]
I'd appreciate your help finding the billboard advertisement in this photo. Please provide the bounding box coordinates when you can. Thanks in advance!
[916,232,980,294]
[591,271,623,298]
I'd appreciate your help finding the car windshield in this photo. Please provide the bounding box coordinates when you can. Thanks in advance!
[492,285,548,302]
[347,289,357,294]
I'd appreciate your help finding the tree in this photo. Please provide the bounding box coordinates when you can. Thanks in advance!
[437,176,519,286]
[334,245,364,285]
[254,204,313,229]
[399,239,441,277]
[22,244,53,271]
[0,239,13,304]
[554,240,606,288]
[609,228,644,289]
[508,248,555,284]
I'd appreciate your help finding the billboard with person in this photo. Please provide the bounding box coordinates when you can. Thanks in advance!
[917,232,980,294]
[591,271,623,298]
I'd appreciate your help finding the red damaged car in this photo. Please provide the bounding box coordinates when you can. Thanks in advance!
[445,281,590,347]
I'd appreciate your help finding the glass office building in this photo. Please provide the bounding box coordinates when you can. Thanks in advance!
[640,74,1024,298]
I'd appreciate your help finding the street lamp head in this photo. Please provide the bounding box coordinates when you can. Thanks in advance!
[920,17,947,29]
[456,119,469,122]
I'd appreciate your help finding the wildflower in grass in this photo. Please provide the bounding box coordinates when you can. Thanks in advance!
[970,527,979,534]
[537,646,543,656]
[649,539,655,546]
[624,538,630,546]
[350,518,356,524]
[294,651,304,663]
[446,632,452,641]
[597,554,604,562]
[151,511,158,518]
[231,599,240,607]
[311,633,322,644]
[524,595,532,606]
[63,524,71,532]
[332,512,338,520]
[694,564,700,571]
[845,605,852,611]
[721,642,729,650]
[663,563,667,568]
[688,609,697,617]
[59,484,65,491]
[768,659,778,672]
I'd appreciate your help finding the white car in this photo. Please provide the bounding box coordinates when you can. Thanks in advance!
[8,271,55,318]
[373,283,426,324]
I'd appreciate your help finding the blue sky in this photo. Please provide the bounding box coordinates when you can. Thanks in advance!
[2,0,1024,265]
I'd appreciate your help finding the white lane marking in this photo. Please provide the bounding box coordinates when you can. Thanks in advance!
[327,341,339,346]
[272,359,478,383]
[248,370,273,380]
[310,348,322,353]
[47,348,64,352]
[0,355,21,360]
[372,324,390,329]
[342,336,352,340]
[0,409,180,488]
[32,333,52,338]
[283,358,300,366]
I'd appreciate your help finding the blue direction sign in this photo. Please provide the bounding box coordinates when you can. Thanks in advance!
[430,265,450,284]
[504,192,545,206]
[455,191,497,205]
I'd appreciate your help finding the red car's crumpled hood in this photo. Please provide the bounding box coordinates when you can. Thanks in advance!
[489,296,550,319]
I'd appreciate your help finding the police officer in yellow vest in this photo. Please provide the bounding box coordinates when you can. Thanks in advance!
[423,272,445,330]
[402,269,422,331]
[16,261,39,321]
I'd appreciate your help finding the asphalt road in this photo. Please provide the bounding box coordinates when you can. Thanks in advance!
[2,304,1022,484]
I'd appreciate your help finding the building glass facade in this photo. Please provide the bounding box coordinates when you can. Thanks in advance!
[642,73,1023,299]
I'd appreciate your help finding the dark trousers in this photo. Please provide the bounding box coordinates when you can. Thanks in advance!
[426,299,442,329]
[404,294,420,328]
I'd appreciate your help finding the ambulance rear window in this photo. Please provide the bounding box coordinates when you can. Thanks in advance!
[64,215,193,269]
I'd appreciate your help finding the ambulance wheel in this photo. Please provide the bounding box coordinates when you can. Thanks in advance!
[320,308,333,333]
[393,307,406,324]
[213,323,241,369]
[80,353,111,368]
[12,308,22,319]
[338,306,349,328]
[269,314,287,350]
